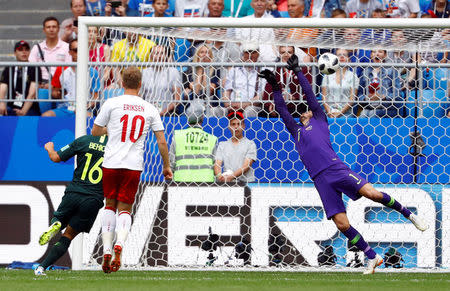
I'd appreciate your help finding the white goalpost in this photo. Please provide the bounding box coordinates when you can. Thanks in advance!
[73,16,450,271]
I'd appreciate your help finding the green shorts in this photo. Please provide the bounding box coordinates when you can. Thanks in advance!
[53,192,103,233]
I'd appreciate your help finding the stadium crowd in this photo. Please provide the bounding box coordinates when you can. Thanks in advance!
[0,0,449,118]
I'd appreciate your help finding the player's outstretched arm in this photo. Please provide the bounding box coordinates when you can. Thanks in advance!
[154,130,173,180]
[44,142,61,163]
[258,70,299,134]
[287,55,322,115]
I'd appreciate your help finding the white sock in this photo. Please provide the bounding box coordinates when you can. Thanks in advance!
[115,211,132,248]
[101,208,117,255]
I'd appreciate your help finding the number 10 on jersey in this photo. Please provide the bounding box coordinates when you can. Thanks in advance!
[120,114,145,143]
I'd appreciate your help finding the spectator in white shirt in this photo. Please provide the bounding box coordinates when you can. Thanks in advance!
[321,49,358,118]
[383,0,420,18]
[141,45,182,116]
[213,43,265,118]
[175,0,208,17]
[345,0,384,18]
[236,0,277,62]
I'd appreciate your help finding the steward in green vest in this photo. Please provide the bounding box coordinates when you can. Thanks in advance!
[169,105,218,182]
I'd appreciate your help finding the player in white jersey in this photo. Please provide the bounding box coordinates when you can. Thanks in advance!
[92,67,172,273]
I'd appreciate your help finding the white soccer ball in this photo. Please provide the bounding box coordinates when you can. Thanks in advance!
[318,53,340,75]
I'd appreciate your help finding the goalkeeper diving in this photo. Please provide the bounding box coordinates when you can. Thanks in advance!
[34,134,107,276]
[258,55,429,274]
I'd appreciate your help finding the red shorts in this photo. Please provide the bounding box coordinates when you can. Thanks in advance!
[102,168,141,205]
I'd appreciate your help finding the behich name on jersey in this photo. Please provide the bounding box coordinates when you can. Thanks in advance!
[89,142,105,152]
[123,104,145,112]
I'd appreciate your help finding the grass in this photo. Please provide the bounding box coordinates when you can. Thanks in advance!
[0,269,449,291]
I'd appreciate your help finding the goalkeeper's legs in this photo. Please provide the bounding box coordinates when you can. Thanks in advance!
[359,184,429,231]
[101,204,117,273]
[332,213,382,274]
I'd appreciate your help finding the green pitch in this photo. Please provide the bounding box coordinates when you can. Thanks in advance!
[1,269,449,291]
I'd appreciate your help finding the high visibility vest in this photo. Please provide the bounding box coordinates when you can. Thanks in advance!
[173,127,217,182]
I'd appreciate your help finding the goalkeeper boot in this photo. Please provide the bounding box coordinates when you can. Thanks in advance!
[363,254,383,275]
[33,265,47,276]
[408,214,429,232]
[39,221,62,245]
[111,245,122,272]
[102,254,112,273]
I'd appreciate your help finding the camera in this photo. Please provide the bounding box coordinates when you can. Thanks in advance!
[73,20,78,27]
[234,239,251,265]
[110,1,122,8]
[384,247,404,268]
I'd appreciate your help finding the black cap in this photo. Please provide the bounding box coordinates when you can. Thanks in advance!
[14,40,30,51]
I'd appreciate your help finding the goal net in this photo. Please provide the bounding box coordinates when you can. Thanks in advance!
[75,17,450,271]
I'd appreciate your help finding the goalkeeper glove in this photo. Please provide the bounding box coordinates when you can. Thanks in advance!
[258,69,280,91]
[287,54,301,74]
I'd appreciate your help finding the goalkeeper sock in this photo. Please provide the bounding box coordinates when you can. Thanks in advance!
[343,226,376,260]
[102,207,117,255]
[115,211,132,248]
[41,236,71,269]
[381,192,412,218]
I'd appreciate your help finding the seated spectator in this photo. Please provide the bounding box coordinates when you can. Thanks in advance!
[143,0,173,17]
[141,45,182,116]
[304,0,342,18]
[110,32,156,85]
[331,7,347,17]
[184,44,220,108]
[316,8,347,57]
[418,14,448,64]
[60,0,86,43]
[29,17,71,88]
[277,0,289,16]
[261,45,310,117]
[358,49,404,117]
[86,0,107,16]
[286,0,319,54]
[209,30,241,82]
[105,0,127,16]
[360,9,392,46]
[345,0,384,18]
[206,0,225,17]
[321,49,358,118]
[213,43,265,118]
[100,1,127,48]
[386,29,417,91]
[341,28,372,77]
[237,0,277,62]
[223,0,254,17]
[214,110,257,183]
[267,0,282,17]
[43,40,100,117]
[89,26,111,88]
[0,41,42,116]
[383,0,420,18]
[287,0,306,17]
[424,0,449,18]
[129,0,175,16]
